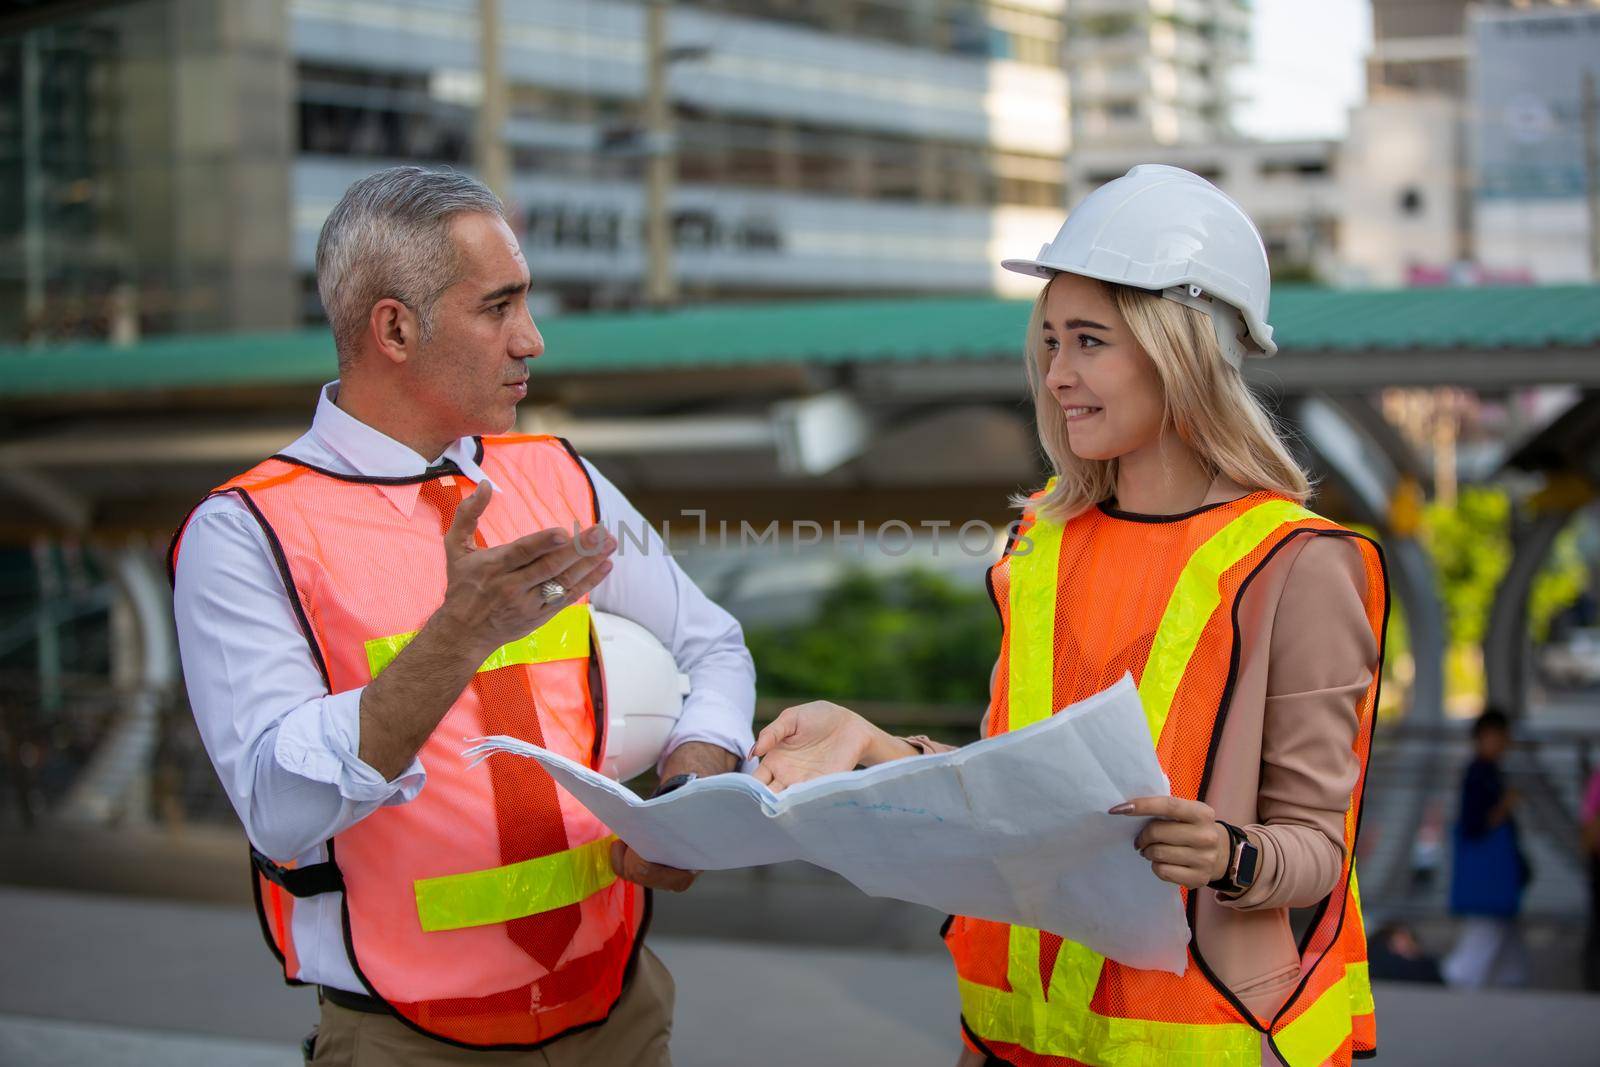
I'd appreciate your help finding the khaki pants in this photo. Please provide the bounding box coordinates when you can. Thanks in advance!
[307,947,675,1066]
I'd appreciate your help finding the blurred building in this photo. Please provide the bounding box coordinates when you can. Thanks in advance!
[0,1,296,342]
[1337,92,1469,286]
[291,0,1076,313]
[0,0,1094,340]
[1063,0,1250,147]
[1470,6,1600,283]
[1367,0,1490,98]
[1339,0,1596,286]
[1065,138,1339,282]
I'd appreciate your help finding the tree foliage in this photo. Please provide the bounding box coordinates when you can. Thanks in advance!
[745,567,999,703]
[1423,485,1587,647]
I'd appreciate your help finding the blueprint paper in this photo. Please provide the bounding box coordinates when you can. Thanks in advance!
[463,673,1188,972]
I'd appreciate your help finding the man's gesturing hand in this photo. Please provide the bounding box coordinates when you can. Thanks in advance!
[356,481,617,781]
[438,482,617,657]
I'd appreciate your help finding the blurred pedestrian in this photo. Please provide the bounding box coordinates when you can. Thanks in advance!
[1366,920,1443,985]
[1442,708,1530,988]
[1581,761,1600,991]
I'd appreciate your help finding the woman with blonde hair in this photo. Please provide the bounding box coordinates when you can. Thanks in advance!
[751,166,1388,1067]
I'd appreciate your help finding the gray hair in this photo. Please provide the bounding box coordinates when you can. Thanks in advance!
[315,166,506,365]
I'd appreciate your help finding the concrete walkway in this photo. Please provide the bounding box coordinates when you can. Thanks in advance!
[1,885,1595,1066]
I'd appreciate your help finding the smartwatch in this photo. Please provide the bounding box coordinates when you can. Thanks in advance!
[1207,821,1260,897]
[651,772,697,798]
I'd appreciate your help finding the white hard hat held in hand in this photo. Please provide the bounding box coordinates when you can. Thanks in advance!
[1002,164,1276,370]
[592,610,691,782]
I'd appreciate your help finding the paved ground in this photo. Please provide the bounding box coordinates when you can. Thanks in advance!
[1,884,1595,1066]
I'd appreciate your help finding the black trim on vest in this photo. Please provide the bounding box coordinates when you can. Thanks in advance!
[1179,526,1389,1052]
[248,854,309,985]
[171,484,333,983]
[556,436,601,528]
[985,519,1021,627]
[271,435,484,484]
[268,453,467,486]
[1097,496,1251,524]
[166,497,207,586]
[939,913,955,939]
[556,436,609,772]
[1354,1048,1378,1059]
[232,488,334,690]
[172,484,335,690]
[252,846,344,897]
[1268,532,1389,1067]
[960,1014,1013,1065]
[333,826,656,1052]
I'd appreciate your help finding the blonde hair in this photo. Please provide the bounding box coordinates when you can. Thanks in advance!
[1017,277,1309,522]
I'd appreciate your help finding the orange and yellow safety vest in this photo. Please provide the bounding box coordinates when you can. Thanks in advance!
[946,488,1385,1067]
[171,434,645,1049]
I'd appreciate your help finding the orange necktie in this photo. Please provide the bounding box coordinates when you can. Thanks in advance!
[417,474,582,972]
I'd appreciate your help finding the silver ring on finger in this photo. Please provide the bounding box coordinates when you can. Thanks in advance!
[539,579,567,604]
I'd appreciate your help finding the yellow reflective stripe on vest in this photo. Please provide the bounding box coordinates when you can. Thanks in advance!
[1137,500,1314,741]
[365,603,591,680]
[1008,506,1066,732]
[1272,964,1358,1067]
[413,834,617,933]
[1347,960,1374,1017]
[975,499,1319,1064]
[959,977,1261,1066]
[1270,960,1370,1067]
[1346,865,1374,1015]
[1003,503,1108,1016]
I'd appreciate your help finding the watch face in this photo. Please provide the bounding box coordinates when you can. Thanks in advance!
[1236,842,1260,888]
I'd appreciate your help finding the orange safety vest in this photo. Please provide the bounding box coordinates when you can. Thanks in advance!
[169,434,646,1050]
[946,489,1386,1067]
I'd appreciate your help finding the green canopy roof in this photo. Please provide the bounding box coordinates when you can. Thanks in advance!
[2,285,1596,400]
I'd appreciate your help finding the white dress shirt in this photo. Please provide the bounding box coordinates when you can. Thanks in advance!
[172,383,756,992]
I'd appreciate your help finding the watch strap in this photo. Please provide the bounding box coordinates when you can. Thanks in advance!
[652,772,698,798]
[1208,821,1257,896]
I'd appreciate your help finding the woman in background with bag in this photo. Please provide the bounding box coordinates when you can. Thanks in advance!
[1442,707,1531,988]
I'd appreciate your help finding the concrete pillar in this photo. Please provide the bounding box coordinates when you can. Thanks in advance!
[114,0,296,335]
[57,543,178,825]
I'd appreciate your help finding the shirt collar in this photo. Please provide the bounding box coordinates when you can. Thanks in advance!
[310,381,495,517]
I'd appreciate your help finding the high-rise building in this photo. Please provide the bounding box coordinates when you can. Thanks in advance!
[1064,0,1250,147]
[0,0,1093,340]
[0,0,296,342]
[1340,0,1596,286]
[1470,6,1600,283]
[291,0,1075,315]
[1366,0,1573,100]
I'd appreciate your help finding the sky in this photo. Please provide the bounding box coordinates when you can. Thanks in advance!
[1233,0,1374,142]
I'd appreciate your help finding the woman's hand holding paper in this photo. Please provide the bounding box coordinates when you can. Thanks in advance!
[750,701,921,792]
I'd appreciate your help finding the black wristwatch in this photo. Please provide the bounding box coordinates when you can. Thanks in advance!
[651,772,697,798]
[1208,821,1260,897]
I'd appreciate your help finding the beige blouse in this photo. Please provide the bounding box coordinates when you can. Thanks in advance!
[915,478,1378,1024]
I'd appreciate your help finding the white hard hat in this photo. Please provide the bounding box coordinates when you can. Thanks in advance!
[592,610,690,781]
[1002,164,1276,369]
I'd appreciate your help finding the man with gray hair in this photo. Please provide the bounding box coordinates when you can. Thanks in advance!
[170,166,755,1064]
